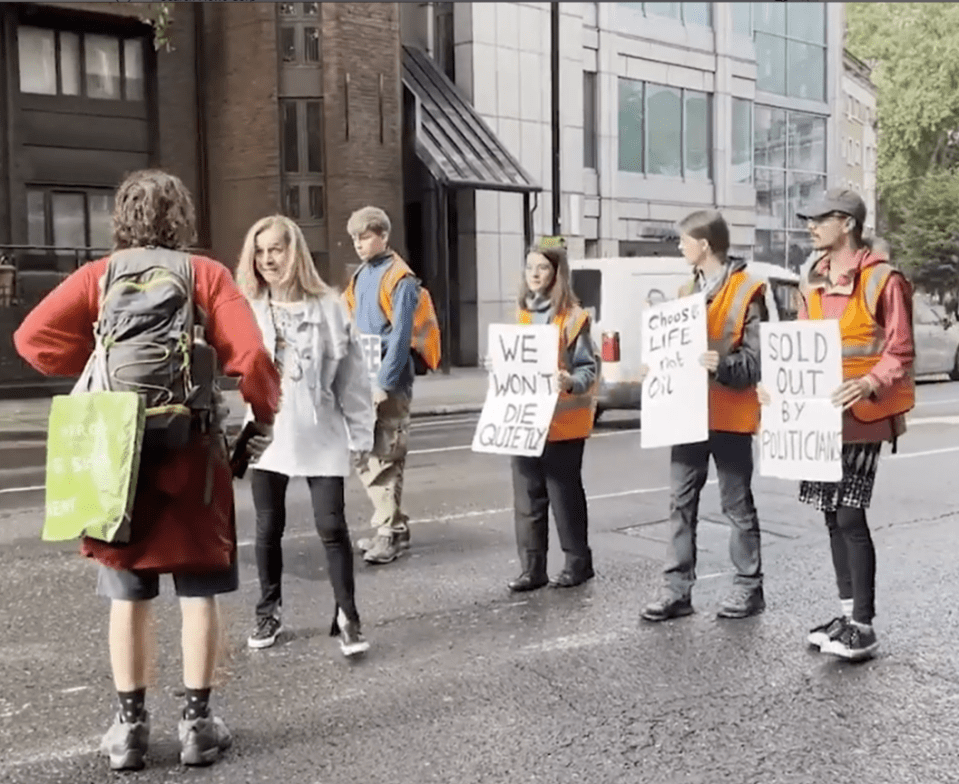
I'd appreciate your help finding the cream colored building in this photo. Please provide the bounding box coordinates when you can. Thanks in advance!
[839,49,878,235]
[401,2,852,362]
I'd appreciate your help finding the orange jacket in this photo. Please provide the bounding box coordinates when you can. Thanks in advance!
[805,260,915,425]
[518,305,598,442]
[682,268,765,434]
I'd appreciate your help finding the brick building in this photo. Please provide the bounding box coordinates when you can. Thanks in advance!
[0,1,406,390]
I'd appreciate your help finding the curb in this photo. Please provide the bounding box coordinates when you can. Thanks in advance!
[0,404,485,443]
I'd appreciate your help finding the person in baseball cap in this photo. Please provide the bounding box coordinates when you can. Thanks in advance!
[796,187,867,226]
[760,185,917,662]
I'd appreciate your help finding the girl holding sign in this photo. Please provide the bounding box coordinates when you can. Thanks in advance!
[782,189,916,661]
[237,216,375,656]
[506,240,600,592]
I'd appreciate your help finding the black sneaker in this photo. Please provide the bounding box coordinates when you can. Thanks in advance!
[821,622,879,661]
[247,615,283,650]
[716,585,765,619]
[807,616,848,649]
[331,608,370,657]
[641,591,694,622]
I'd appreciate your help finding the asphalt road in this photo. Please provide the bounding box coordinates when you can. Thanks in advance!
[3,383,959,782]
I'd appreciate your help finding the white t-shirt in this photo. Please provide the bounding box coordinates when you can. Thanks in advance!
[254,299,351,478]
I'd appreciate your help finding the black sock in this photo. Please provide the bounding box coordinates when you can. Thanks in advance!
[117,689,146,723]
[183,688,212,720]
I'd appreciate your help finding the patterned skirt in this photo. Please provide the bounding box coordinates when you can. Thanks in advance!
[798,442,883,512]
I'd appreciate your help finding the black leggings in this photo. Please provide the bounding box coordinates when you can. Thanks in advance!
[825,506,876,625]
[251,469,359,622]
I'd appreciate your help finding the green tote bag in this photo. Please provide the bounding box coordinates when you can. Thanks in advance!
[42,391,145,543]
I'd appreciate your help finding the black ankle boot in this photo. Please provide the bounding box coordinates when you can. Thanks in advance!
[508,553,548,593]
[508,571,549,592]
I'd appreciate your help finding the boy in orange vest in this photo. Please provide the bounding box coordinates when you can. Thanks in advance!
[640,210,768,622]
[343,206,418,565]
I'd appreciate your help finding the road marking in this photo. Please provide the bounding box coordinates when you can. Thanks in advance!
[906,415,959,426]
[234,480,718,548]
[4,438,959,498]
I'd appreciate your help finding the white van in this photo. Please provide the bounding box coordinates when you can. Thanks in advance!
[568,256,801,418]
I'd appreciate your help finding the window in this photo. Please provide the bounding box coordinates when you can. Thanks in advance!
[750,2,825,101]
[732,98,752,183]
[618,78,712,179]
[26,187,115,253]
[17,26,145,101]
[731,3,752,37]
[754,105,826,269]
[280,99,325,222]
[583,2,598,28]
[583,71,598,170]
[572,269,602,322]
[278,3,322,65]
[617,3,711,28]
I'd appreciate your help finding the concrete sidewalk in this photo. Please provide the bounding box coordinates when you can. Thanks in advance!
[0,367,488,441]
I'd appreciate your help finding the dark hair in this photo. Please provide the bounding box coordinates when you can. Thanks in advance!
[678,210,730,258]
[112,169,197,251]
[517,243,579,315]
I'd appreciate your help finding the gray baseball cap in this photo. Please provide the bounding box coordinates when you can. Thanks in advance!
[796,188,867,225]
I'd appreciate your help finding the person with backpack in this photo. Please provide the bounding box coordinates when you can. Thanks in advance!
[638,210,768,623]
[762,189,915,660]
[236,215,375,655]
[13,170,281,771]
[342,206,440,565]
[503,239,599,592]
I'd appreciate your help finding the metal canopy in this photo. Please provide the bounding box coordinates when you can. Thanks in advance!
[401,46,541,194]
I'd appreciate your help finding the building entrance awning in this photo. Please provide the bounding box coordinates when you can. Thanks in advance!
[401,46,541,194]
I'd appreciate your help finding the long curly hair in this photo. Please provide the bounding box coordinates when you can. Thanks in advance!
[112,169,197,251]
[236,215,330,301]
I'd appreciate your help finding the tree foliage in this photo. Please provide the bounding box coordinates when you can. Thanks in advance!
[846,3,959,289]
[847,3,959,192]
[889,171,959,292]
[139,2,175,53]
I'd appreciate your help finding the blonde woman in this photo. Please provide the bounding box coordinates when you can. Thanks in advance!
[236,216,375,656]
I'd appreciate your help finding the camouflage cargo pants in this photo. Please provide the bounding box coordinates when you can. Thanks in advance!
[354,393,411,537]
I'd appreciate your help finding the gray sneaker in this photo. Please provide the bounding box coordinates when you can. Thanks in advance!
[362,532,404,564]
[357,528,410,552]
[178,714,232,767]
[100,711,150,771]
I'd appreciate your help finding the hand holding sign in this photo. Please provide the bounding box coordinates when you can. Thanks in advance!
[471,324,560,456]
[640,293,709,449]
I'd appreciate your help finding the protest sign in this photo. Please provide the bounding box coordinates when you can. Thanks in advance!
[359,334,382,386]
[471,323,560,457]
[640,292,709,449]
[758,320,843,481]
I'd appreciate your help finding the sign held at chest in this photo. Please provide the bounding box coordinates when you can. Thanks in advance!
[472,324,560,457]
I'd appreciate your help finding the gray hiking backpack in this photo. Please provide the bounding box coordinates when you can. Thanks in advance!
[74,247,217,451]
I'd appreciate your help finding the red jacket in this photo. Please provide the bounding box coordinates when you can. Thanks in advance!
[14,255,281,573]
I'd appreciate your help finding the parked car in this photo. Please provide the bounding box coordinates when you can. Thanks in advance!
[569,256,801,418]
[914,295,959,379]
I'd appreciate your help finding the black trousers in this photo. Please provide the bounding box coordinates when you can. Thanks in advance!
[250,469,359,622]
[825,507,876,625]
[511,438,592,576]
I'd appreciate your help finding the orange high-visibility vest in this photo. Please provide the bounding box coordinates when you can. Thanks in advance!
[806,262,915,423]
[682,270,764,434]
[518,305,599,442]
[343,252,442,371]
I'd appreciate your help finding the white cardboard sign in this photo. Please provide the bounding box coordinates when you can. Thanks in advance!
[640,293,709,449]
[759,320,843,482]
[471,324,560,457]
[359,334,382,386]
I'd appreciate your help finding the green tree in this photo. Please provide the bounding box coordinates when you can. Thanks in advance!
[891,170,959,293]
[847,3,959,192]
[847,3,959,287]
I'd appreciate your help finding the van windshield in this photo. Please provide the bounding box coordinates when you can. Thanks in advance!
[572,269,602,322]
